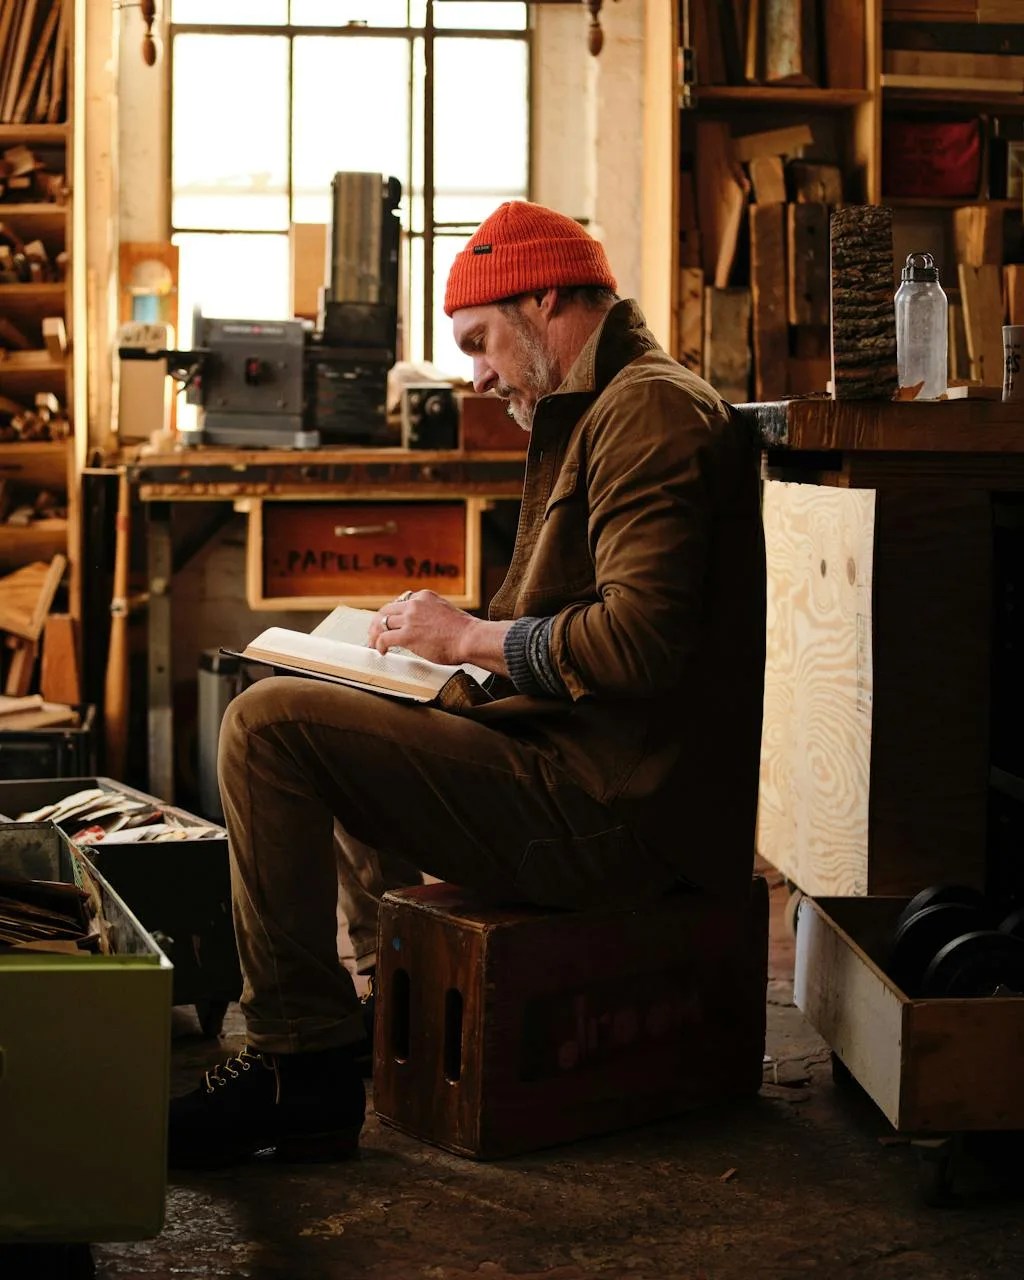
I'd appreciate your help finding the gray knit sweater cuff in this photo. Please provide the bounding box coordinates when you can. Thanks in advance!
[503,616,568,698]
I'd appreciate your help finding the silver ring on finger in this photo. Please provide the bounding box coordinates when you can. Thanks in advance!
[382,614,391,631]
[398,589,413,602]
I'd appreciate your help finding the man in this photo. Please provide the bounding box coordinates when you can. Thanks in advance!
[168,201,766,1169]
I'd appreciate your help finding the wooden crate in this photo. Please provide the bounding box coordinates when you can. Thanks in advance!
[373,878,768,1160]
[246,497,483,611]
[757,479,991,897]
[795,894,1024,1133]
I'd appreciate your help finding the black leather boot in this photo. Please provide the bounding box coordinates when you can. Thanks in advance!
[168,1043,365,1170]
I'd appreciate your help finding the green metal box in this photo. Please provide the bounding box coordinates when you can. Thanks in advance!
[0,823,172,1242]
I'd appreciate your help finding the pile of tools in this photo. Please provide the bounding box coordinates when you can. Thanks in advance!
[887,884,1024,998]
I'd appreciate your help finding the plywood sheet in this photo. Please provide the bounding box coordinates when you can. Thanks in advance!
[757,480,875,895]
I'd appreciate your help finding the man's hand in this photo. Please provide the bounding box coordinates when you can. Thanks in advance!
[367,589,512,676]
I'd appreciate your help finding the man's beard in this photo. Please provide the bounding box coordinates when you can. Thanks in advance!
[496,316,562,431]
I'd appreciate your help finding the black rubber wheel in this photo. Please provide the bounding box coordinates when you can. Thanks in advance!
[921,930,1024,998]
[195,999,229,1038]
[889,902,988,997]
[895,884,988,936]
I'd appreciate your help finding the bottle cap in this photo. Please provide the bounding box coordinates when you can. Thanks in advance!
[902,252,939,283]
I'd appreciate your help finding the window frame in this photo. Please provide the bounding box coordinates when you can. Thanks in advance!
[167,5,533,361]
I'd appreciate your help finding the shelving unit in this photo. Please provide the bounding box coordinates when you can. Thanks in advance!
[640,0,1024,399]
[0,4,78,630]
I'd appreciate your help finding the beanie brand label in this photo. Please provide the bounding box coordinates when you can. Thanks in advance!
[473,244,493,254]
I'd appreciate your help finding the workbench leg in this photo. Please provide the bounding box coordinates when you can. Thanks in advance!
[147,502,175,801]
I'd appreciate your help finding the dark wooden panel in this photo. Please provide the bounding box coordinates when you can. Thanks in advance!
[373,879,768,1159]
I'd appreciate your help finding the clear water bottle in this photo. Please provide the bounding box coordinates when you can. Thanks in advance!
[894,252,948,400]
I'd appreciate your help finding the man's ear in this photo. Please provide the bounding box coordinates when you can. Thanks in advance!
[536,287,562,319]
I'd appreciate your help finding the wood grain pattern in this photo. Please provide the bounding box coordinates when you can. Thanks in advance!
[758,480,876,895]
[749,203,788,398]
[794,896,905,1128]
[704,286,751,401]
[373,880,768,1159]
[788,203,830,326]
[1005,264,1024,327]
[739,397,1024,453]
[821,0,865,89]
[958,262,1003,386]
[953,204,1003,268]
[676,266,704,372]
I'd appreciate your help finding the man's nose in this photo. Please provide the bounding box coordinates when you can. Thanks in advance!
[473,357,498,395]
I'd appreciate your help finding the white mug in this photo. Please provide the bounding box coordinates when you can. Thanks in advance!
[1003,325,1024,402]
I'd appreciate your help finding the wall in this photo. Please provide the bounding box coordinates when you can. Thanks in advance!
[108,2,648,796]
[116,3,646,293]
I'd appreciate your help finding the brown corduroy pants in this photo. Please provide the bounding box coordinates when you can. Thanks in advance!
[217,676,676,1053]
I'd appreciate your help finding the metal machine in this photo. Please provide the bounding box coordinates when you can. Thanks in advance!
[119,172,402,449]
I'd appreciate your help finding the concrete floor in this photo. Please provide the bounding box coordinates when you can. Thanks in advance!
[81,877,1024,1279]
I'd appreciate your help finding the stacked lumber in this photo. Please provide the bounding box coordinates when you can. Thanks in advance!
[0,0,68,126]
[0,554,70,697]
[681,121,843,401]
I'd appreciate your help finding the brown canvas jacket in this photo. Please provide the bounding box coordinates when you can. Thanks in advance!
[474,299,766,897]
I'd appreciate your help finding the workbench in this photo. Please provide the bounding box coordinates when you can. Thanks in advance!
[126,447,526,800]
[738,397,1024,901]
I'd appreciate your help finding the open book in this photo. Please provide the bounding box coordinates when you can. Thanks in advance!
[228,605,492,706]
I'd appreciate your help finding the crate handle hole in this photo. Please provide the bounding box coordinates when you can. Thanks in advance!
[390,967,410,1062]
[443,987,463,1083]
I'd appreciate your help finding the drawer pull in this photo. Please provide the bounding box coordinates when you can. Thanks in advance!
[333,521,399,538]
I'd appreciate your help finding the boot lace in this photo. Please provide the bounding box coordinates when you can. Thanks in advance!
[204,1045,269,1094]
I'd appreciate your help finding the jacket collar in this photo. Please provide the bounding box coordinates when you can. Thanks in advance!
[556,298,661,399]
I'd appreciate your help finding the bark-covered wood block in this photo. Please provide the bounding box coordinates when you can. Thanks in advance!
[829,206,898,401]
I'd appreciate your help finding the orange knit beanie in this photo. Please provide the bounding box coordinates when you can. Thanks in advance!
[443,201,617,316]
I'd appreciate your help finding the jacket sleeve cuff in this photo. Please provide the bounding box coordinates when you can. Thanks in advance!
[503,616,569,698]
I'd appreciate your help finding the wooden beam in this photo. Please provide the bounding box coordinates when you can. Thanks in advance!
[959,263,1004,387]
[750,203,788,400]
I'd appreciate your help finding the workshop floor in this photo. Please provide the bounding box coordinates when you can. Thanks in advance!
[88,875,1024,1280]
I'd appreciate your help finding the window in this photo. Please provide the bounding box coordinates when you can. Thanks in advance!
[169,1,530,378]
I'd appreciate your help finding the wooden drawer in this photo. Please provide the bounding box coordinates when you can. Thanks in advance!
[246,497,483,611]
[795,894,1024,1133]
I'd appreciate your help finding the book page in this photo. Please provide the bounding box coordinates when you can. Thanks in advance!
[310,604,491,687]
[244,627,463,698]
[310,604,376,645]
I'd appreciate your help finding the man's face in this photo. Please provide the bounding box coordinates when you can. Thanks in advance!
[452,299,562,431]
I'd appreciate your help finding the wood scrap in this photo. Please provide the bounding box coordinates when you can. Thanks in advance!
[829,205,898,400]
[958,262,1004,387]
[763,0,818,86]
[704,286,752,403]
[40,612,79,705]
[953,205,1003,269]
[732,123,813,164]
[677,266,704,373]
[0,554,67,641]
[1006,265,1024,327]
[787,203,830,327]
[695,120,751,288]
[787,161,844,205]
[748,155,787,205]
[749,203,788,399]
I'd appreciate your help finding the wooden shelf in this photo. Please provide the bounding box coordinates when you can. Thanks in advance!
[0,518,67,571]
[0,124,68,145]
[0,357,65,399]
[694,86,872,109]
[0,441,69,490]
[886,197,1022,210]
[0,203,67,227]
[883,86,1024,111]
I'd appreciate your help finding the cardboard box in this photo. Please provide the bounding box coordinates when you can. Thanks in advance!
[0,823,172,1241]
